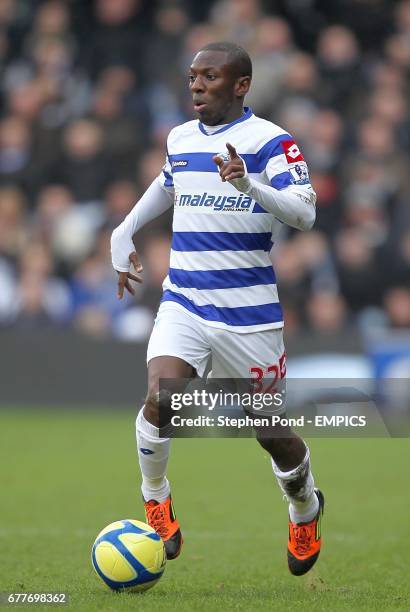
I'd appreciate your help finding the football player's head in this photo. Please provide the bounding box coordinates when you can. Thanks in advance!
[189,42,252,126]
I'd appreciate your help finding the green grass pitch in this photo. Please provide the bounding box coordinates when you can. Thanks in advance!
[1,409,409,611]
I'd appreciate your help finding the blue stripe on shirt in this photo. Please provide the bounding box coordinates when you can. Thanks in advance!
[253,202,268,213]
[171,231,273,252]
[253,133,290,170]
[162,290,283,326]
[270,171,292,190]
[168,266,276,290]
[169,134,291,175]
[170,152,250,172]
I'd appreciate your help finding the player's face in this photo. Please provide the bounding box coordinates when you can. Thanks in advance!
[188,51,248,125]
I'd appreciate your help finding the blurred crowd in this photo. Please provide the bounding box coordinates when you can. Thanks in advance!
[0,0,409,341]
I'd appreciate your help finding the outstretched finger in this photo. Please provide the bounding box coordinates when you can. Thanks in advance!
[117,276,126,300]
[226,142,238,159]
[125,279,135,296]
[127,272,143,283]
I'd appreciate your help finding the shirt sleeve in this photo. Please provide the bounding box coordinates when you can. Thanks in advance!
[159,151,175,193]
[231,134,316,231]
[111,176,174,272]
[265,136,312,192]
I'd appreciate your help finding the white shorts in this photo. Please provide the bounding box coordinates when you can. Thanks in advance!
[147,302,286,381]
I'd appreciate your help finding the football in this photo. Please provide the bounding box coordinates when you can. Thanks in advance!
[91,519,166,592]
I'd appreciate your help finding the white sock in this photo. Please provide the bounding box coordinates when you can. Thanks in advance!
[271,446,319,523]
[136,407,171,503]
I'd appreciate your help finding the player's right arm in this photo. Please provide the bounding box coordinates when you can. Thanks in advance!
[111,157,174,298]
[214,136,316,231]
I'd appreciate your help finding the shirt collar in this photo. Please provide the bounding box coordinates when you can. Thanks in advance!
[198,106,253,136]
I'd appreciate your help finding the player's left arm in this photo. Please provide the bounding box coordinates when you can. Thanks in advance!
[213,141,316,231]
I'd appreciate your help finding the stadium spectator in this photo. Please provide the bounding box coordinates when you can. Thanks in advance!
[12,240,72,328]
[81,0,145,81]
[33,184,74,244]
[51,118,108,202]
[71,227,130,329]
[90,86,144,179]
[306,291,348,333]
[335,228,382,314]
[104,180,139,229]
[0,115,37,194]
[383,287,410,329]
[316,25,362,113]
[245,17,294,117]
[0,185,27,260]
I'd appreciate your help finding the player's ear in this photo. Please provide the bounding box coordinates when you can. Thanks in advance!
[235,76,251,97]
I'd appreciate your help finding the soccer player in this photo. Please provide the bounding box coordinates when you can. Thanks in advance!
[111,42,324,576]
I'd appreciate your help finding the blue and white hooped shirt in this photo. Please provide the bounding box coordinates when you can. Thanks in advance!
[158,107,313,333]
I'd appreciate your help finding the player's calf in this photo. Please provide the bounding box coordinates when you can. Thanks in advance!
[136,373,188,560]
[256,431,324,575]
[272,445,323,575]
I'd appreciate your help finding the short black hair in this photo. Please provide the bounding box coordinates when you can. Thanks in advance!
[197,42,252,79]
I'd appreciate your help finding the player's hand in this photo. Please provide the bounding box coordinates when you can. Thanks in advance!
[117,251,143,299]
[213,143,245,182]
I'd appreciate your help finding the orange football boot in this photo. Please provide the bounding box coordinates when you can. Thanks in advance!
[287,489,324,576]
[144,495,183,560]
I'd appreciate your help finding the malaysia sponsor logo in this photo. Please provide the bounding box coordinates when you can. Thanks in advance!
[289,162,310,185]
[171,160,188,167]
[281,139,304,163]
[175,192,252,212]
